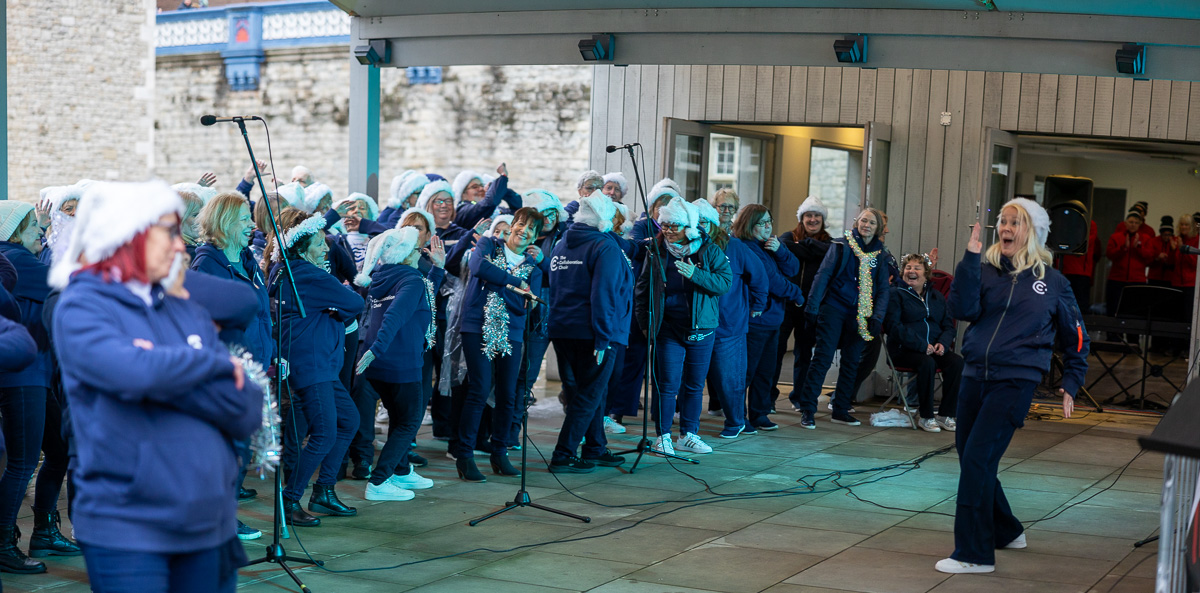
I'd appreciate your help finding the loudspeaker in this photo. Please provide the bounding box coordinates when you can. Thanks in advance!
[1044,175,1093,254]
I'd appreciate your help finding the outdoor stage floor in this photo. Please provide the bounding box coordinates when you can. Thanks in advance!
[10,382,1164,593]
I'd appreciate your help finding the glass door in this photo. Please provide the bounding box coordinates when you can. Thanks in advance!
[665,118,712,203]
[979,128,1019,249]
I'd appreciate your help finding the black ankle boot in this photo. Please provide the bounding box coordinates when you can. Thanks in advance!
[456,457,487,482]
[0,524,46,574]
[29,510,80,558]
[308,484,357,516]
[283,498,321,527]
[489,451,521,477]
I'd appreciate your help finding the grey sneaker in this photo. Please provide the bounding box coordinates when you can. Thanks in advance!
[918,417,942,433]
[936,416,957,431]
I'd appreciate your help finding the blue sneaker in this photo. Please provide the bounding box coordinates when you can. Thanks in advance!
[741,424,759,435]
[757,420,780,431]
[718,425,744,439]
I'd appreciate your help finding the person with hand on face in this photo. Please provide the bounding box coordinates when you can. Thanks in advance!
[695,199,767,439]
[636,197,732,455]
[455,163,524,232]
[733,204,805,432]
[548,192,634,473]
[451,207,545,481]
[416,180,482,276]
[353,227,442,501]
[885,253,962,433]
[775,196,833,412]
[37,185,85,265]
[795,208,890,429]
[267,211,364,528]
[936,199,1088,575]
[50,181,262,592]
[1105,207,1155,317]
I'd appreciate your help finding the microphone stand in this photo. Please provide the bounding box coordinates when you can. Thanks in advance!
[470,293,590,526]
[611,144,697,472]
[234,118,316,592]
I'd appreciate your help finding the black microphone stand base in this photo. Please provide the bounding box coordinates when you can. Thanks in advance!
[469,488,591,526]
[613,436,698,474]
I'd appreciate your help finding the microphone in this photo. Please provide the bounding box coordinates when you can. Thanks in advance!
[1182,244,1200,256]
[606,142,640,153]
[200,114,261,126]
[506,284,546,305]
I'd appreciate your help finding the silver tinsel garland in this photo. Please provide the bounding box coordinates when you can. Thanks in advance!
[481,246,534,360]
[422,276,437,350]
[229,346,281,476]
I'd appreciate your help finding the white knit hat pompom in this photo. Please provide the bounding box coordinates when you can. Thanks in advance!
[48,180,184,288]
[389,170,417,209]
[303,182,334,213]
[398,207,436,237]
[1002,197,1052,246]
[354,226,420,287]
[333,192,380,221]
[658,197,701,240]
[415,180,454,212]
[275,182,306,209]
[575,191,617,233]
[392,172,429,210]
[485,214,514,238]
[693,198,721,229]
[576,170,603,191]
[797,195,828,222]
[523,189,568,222]
[452,170,484,205]
[602,172,629,197]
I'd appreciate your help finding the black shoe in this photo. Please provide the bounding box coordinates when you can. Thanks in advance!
[549,456,596,473]
[308,484,357,516]
[800,411,816,429]
[408,452,428,468]
[237,486,258,501]
[456,457,487,482]
[474,440,495,455]
[582,449,625,467]
[489,452,521,476]
[757,420,780,431]
[741,424,759,435]
[283,498,321,527]
[830,412,862,426]
[351,461,372,480]
[0,525,46,574]
[29,510,80,558]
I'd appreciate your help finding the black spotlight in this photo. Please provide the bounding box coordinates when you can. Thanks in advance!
[354,39,391,66]
[578,34,615,62]
[1115,43,1145,75]
[834,35,867,63]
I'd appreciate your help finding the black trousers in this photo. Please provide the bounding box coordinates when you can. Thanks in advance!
[888,348,963,419]
[366,380,422,486]
[552,338,615,462]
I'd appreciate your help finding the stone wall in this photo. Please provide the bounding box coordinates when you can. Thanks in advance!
[155,46,593,203]
[7,0,156,203]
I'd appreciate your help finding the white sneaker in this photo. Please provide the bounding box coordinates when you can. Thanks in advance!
[652,434,675,455]
[826,402,856,413]
[365,480,415,501]
[388,470,433,490]
[936,416,957,432]
[918,417,942,433]
[603,416,627,434]
[675,432,713,454]
[421,411,433,426]
[934,558,994,574]
[707,409,724,417]
[1003,533,1026,549]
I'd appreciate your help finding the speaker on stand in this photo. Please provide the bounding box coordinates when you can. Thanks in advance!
[1044,175,1094,255]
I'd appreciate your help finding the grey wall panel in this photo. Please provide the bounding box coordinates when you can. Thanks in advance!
[1055,75,1077,135]
[886,68,914,242]
[939,69,967,258]
[1000,72,1021,131]
[722,65,740,121]
[1017,72,1040,132]
[755,66,775,122]
[788,66,808,123]
[857,68,877,125]
[958,70,986,257]
[1129,78,1152,138]
[822,67,842,123]
[591,65,610,171]
[839,66,859,124]
[875,68,895,125]
[1036,73,1058,133]
[805,66,825,124]
[771,66,791,123]
[918,69,947,254]
[705,65,723,120]
[1074,76,1095,135]
[1167,81,1190,142]
[900,69,931,254]
[1111,77,1134,137]
[1148,79,1171,140]
[1093,76,1115,136]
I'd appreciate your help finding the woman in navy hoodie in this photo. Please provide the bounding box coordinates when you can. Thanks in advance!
[0,201,56,574]
[50,181,261,592]
[795,208,889,429]
[354,227,442,501]
[936,199,1088,575]
[452,207,545,481]
[695,200,767,439]
[636,197,732,456]
[734,204,806,432]
[268,212,364,527]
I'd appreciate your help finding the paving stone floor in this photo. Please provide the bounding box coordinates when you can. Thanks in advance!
[6,381,1167,593]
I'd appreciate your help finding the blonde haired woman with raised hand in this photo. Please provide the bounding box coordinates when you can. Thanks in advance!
[937,198,1088,575]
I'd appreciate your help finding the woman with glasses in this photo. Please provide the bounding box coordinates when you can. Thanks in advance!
[776,196,833,411]
[795,208,890,429]
[563,170,604,221]
[708,188,739,234]
[635,197,732,456]
[732,204,805,432]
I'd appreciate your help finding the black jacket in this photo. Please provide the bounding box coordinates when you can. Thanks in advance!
[779,230,832,297]
[885,285,954,354]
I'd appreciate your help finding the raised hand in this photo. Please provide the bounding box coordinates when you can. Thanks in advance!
[497,162,508,177]
[35,198,52,228]
[763,237,780,252]
[675,260,696,279]
[243,160,268,183]
[426,235,446,268]
[967,223,983,254]
[197,172,218,187]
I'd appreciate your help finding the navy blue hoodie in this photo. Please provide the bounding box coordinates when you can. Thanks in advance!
[54,273,261,553]
[460,236,544,343]
[268,258,364,389]
[361,263,441,382]
[718,238,769,338]
[192,244,274,363]
[0,280,35,373]
[950,250,1089,394]
[455,174,523,231]
[806,231,890,327]
[0,242,51,388]
[743,239,805,329]
[549,222,633,350]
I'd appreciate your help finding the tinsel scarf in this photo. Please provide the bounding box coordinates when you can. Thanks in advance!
[481,245,534,360]
[422,276,437,351]
[843,230,879,341]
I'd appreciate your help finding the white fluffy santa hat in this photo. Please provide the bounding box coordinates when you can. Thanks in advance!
[574,191,617,233]
[354,226,420,287]
[657,196,701,241]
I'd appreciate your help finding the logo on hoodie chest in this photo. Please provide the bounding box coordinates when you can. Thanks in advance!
[1032,280,1047,296]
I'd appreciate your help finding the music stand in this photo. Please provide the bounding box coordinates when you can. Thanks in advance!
[1111,285,1184,410]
